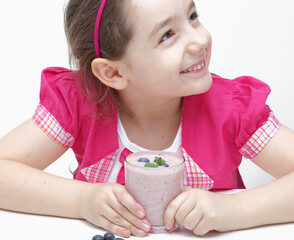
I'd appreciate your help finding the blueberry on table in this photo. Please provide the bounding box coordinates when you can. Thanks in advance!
[138,158,150,163]
[115,238,125,240]
[104,232,116,240]
[92,235,104,240]
[162,163,169,167]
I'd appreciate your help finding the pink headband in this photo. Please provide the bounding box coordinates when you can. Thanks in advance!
[94,0,108,58]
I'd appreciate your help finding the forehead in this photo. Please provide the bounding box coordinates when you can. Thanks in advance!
[129,0,192,31]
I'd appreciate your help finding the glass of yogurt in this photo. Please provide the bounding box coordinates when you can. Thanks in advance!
[125,151,185,233]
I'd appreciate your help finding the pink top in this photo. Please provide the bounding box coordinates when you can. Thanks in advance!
[33,67,280,190]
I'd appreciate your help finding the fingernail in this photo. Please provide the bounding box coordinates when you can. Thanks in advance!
[141,223,150,232]
[121,229,130,237]
[165,224,172,230]
[137,210,144,218]
[165,223,177,232]
[136,229,145,237]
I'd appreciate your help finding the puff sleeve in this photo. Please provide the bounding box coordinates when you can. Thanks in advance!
[232,76,280,159]
[32,67,81,148]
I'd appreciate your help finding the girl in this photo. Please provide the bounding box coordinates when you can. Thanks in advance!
[1,0,294,238]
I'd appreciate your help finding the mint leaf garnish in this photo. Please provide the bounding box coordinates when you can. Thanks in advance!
[144,163,158,168]
[143,156,167,168]
[155,156,166,166]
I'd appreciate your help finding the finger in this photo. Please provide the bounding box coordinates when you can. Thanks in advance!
[95,215,131,238]
[182,207,203,230]
[174,197,196,224]
[112,184,146,219]
[193,217,211,236]
[164,191,189,230]
[103,205,147,237]
[107,196,151,233]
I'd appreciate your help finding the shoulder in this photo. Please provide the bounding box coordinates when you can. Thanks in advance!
[39,66,88,105]
[211,74,270,93]
[37,67,95,139]
[183,73,272,131]
[194,74,271,107]
[212,75,275,151]
[209,74,272,122]
[184,74,271,104]
[211,74,271,108]
[211,74,271,102]
[41,66,77,90]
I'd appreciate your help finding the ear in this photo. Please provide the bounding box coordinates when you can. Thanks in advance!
[91,58,128,90]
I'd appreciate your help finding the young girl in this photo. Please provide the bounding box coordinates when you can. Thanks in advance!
[1,0,294,238]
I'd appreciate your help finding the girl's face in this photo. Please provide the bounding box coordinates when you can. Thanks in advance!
[119,0,212,100]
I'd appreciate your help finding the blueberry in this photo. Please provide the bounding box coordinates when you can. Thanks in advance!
[104,232,115,240]
[162,163,169,167]
[92,235,104,240]
[138,158,150,163]
[115,238,125,240]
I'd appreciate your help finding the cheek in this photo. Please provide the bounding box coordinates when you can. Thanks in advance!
[154,62,181,90]
[138,54,179,81]
[122,56,147,81]
[122,44,182,90]
[156,51,182,73]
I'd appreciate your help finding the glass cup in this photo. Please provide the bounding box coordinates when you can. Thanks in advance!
[125,151,185,233]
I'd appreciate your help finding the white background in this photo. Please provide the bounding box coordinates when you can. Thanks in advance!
[0,0,294,188]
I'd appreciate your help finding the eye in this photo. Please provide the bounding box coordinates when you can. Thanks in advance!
[189,12,199,23]
[159,30,174,43]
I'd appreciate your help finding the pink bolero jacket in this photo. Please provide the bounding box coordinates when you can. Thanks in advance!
[33,67,280,190]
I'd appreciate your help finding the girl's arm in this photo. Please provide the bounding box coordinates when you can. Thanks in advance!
[0,118,77,215]
[0,119,150,238]
[232,124,294,229]
[164,124,294,235]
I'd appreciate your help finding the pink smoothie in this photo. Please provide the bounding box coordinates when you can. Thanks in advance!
[125,151,185,233]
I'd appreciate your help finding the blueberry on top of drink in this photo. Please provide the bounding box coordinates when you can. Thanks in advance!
[144,156,168,168]
[137,158,150,163]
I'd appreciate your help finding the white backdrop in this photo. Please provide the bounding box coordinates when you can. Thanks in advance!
[0,0,294,188]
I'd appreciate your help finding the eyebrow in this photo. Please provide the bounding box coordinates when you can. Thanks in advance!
[149,17,172,40]
[148,1,196,39]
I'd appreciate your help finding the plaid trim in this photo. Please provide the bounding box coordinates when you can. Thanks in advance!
[33,103,75,148]
[117,148,132,185]
[81,149,118,183]
[239,111,280,159]
[182,148,214,190]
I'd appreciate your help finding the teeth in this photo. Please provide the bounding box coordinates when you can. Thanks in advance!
[182,61,205,73]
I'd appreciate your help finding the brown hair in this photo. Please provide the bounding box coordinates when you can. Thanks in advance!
[64,0,133,117]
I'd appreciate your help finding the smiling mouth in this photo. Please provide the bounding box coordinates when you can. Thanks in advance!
[181,58,206,74]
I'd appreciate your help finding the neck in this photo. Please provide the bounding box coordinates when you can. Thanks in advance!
[119,97,182,121]
[118,96,183,150]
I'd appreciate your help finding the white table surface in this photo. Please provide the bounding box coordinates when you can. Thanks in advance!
[1,190,293,240]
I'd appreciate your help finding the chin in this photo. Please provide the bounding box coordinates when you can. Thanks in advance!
[184,72,213,96]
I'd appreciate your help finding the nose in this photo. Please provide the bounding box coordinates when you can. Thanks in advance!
[184,25,211,55]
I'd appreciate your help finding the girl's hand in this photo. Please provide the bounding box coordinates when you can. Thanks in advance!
[164,187,236,236]
[79,183,151,238]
